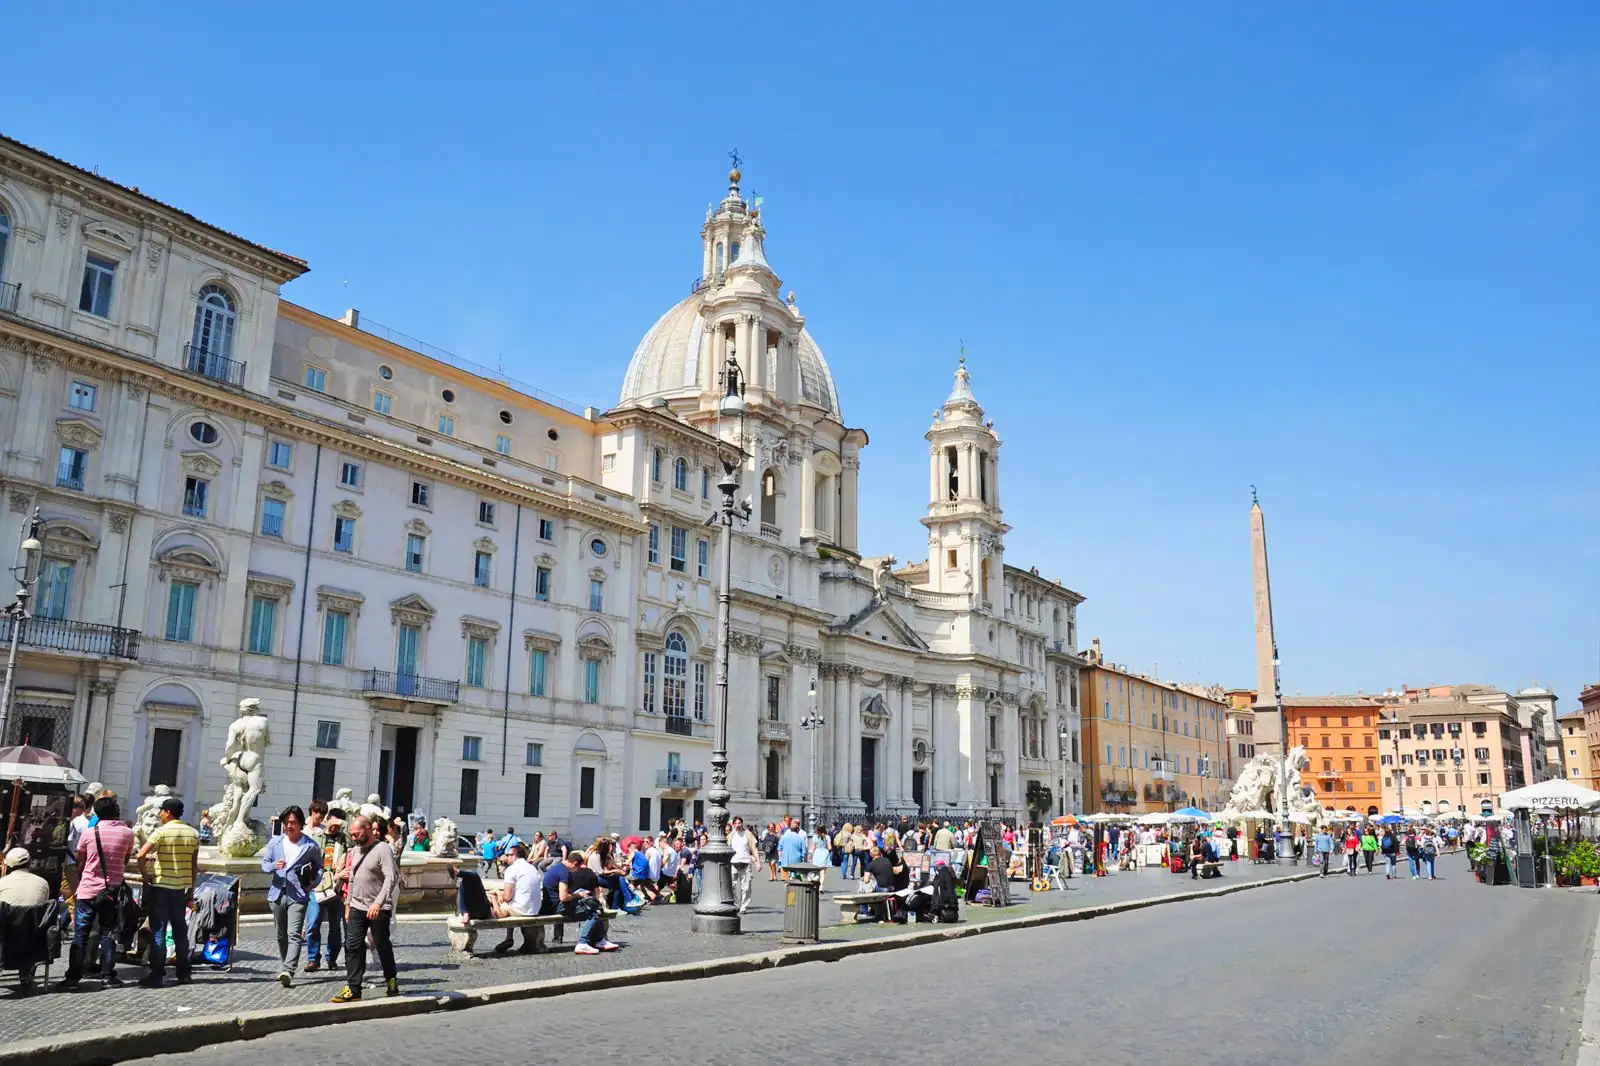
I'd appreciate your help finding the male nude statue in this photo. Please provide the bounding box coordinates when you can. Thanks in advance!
[219,698,270,833]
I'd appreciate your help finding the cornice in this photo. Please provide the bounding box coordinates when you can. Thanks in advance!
[0,142,307,284]
[0,316,647,536]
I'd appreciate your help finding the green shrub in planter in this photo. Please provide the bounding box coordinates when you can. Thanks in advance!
[1557,841,1600,880]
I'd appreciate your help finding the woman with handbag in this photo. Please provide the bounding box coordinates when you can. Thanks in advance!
[261,805,322,987]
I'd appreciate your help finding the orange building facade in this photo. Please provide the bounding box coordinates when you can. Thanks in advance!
[1282,696,1384,815]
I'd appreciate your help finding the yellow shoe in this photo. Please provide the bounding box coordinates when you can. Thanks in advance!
[330,986,360,1003]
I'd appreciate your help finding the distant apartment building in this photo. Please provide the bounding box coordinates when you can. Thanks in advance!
[1378,687,1528,817]
[1080,641,1230,814]
[1282,696,1384,814]
[1557,707,1595,790]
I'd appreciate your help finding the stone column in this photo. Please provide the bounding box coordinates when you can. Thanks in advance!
[831,667,849,806]
[957,687,979,807]
[839,455,860,553]
[799,447,815,536]
[845,669,861,806]
[899,680,914,808]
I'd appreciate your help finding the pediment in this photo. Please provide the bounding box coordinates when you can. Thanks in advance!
[57,418,104,449]
[827,599,928,651]
[389,593,436,625]
[180,450,222,477]
[83,222,135,251]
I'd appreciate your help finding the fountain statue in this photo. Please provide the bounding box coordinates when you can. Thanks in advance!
[207,698,271,857]
[134,784,172,846]
[429,817,459,858]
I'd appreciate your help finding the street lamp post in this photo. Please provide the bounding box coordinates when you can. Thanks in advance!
[802,676,824,834]
[0,510,44,748]
[692,348,751,936]
[1059,722,1070,817]
[1271,640,1293,865]
[1391,711,1405,818]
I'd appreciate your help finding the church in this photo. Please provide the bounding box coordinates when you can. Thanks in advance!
[0,134,1084,838]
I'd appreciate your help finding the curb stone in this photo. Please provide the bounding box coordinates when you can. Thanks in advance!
[0,870,1316,1066]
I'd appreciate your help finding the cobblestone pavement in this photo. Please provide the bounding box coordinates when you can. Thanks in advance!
[133,861,1598,1066]
[0,857,1301,1046]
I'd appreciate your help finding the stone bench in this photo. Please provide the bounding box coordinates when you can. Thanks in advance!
[1196,862,1222,879]
[446,910,619,956]
[834,892,897,924]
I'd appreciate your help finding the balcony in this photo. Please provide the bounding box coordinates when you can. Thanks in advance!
[759,719,791,742]
[1100,783,1136,806]
[665,714,694,737]
[985,747,1006,766]
[358,669,458,705]
[183,343,247,388]
[1152,759,1176,781]
[0,615,140,660]
[1315,767,1343,779]
[759,523,781,542]
[656,769,704,790]
[0,281,18,313]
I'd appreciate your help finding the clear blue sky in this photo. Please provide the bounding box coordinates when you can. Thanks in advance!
[9,6,1596,706]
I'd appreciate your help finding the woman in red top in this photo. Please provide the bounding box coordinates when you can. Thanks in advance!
[1343,828,1361,876]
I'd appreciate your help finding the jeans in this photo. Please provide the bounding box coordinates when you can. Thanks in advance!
[305,893,342,964]
[343,908,395,994]
[1363,851,1374,873]
[1423,855,1436,879]
[1385,854,1398,877]
[66,897,118,981]
[732,861,753,912]
[576,908,607,947]
[145,885,191,982]
[597,872,637,909]
[1408,856,1420,877]
[1345,851,1358,875]
[271,896,308,973]
[1317,850,1331,875]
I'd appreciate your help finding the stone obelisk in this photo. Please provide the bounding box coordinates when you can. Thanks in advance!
[1250,490,1285,756]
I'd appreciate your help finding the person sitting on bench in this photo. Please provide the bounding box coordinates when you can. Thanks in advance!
[1189,835,1210,880]
[491,842,539,953]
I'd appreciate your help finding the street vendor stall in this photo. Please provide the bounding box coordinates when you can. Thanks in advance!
[0,744,87,894]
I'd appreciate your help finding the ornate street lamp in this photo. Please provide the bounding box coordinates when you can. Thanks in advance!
[802,676,824,834]
[692,348,751,935]
[0,510,43,747]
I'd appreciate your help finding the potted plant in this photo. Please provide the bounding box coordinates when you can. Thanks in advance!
[1467,842,1488,882]
[1559,841,1600,887]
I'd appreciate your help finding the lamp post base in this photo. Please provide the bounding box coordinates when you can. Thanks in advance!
[690,913,742,935]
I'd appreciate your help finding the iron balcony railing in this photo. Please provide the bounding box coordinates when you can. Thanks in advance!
[360,669,459,703]
[0,281,18,313]
[0,615,140,660]
[183,343,247,387]
[665,715,693,737]
[656,769,704,789]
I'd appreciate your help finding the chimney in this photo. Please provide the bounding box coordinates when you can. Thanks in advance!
[340,308,360,328]
[1091,637,1102,663]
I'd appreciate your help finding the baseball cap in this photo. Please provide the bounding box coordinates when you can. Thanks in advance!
[159,797,185,817]
[4,846,30,867]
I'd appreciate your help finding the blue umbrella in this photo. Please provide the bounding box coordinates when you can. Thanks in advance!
[1173,807,1211,819]
[1376,814,1404,826]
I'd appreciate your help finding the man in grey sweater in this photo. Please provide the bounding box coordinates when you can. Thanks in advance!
[331,814,399,1002]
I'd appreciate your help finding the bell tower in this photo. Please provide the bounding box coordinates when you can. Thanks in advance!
[921,356,1009,605]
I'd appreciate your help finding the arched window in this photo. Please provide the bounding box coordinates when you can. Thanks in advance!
[672,457,688,492]
[663,631,688,722]
[651,448,663,483]
[0,207,10,281]
[191,284,237,360]
[714,243,724,274]
[760,469,778,526]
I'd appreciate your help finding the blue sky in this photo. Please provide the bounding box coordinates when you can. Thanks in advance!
[7,6,1596,705]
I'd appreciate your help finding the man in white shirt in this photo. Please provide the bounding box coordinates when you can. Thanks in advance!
[658,834,682,899]
[1065,826,1086,877]
[728,816,760,914]
[492,843,540,954]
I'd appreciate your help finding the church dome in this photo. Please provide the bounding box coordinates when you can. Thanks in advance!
[617,293,841,418]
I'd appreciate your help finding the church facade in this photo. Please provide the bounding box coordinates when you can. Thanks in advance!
[0,134,1084,837]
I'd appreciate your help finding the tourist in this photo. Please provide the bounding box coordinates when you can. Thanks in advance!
[691,830,709,901]
[588,836,641,911]
[1420,829,1440,880]
[1312,826,1334,877]
[778,819,808,877]
[62,795,133,988]
[626,839,660,904]
[262,804,322,987]
[132,797,198,988]
[1359,826,1378,874]
[1066,824,1087,877]
[1343,826,1360,876]
[1404,830,1422,879]
[197,808,216,847]
[0,846,51,992]
[729,815,760,914]
[931,821,954,855]
[760,822,781,881]
[564,850,619,955]
[305,801,346,973]
[1188,834,1207,879]
[490,842,539,954]
[478,828,500,878]
[538,849,575,944]
[331,813,399,1002]
[63,793,89,896]
[1380,827,1399,878]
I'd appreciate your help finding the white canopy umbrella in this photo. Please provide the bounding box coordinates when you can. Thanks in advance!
[1287,812,1318,825]
[1228,809,1278,822]
[1435,810,1467,822]
[1498,779,1600,811]
[1083,812,1124,823]
[1135,812,1173,826]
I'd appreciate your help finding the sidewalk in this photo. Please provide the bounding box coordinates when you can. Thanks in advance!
[0,857,1307,1046]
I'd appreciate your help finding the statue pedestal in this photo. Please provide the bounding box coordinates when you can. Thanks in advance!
[193,848,479,913]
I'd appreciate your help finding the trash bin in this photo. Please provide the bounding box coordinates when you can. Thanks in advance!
[782,862,822,943]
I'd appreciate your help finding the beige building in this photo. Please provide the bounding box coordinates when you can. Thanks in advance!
[1080,641,1230,814]
[1558,708,1596,791]
[1377,689,1527,817]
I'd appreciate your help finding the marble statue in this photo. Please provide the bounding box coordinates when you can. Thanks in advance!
[207,698,271,857]
[332,787,356,814]
[87,781,104,797]
[1221,746,1328,829]
[361,793,391,822]
[429,817,459,858]
[134,784,172,846]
